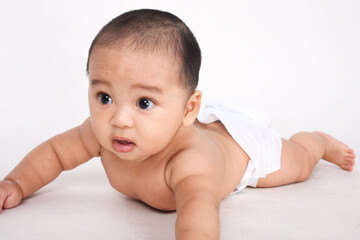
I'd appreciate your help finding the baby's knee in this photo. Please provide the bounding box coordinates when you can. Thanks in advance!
[298,169,311,182]
[297,153,314,182]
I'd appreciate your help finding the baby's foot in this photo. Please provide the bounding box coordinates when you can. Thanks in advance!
[315,131,356,171]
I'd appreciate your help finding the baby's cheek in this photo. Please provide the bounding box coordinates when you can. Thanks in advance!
[144,126,175,148]
[92,124,110,148]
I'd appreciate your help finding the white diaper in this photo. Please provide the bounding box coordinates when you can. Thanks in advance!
[197,103,282,193]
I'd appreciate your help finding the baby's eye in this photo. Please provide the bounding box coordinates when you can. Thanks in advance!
[98,93,113,105]
[137,98,155,110]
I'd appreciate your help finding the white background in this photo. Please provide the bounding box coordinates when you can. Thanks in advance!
[1,0,359,176]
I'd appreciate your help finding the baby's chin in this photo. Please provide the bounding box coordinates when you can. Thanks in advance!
[110,147,152,162]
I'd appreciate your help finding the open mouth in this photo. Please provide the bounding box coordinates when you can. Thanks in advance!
[113,138,135,153]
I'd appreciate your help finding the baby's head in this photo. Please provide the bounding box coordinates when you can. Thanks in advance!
[87,9,201,95]
[87,9,203,161]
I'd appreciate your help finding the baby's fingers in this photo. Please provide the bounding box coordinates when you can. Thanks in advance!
[2,190,22,210]
[0,188,11,213]
[0,193,5,213]
[0,180,23,213]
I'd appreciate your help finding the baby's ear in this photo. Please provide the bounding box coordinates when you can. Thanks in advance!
[183,90,202,126]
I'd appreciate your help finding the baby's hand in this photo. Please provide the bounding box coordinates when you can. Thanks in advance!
[0,180,23,213]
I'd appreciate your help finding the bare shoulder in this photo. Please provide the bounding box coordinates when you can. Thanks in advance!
[165,144,225,197]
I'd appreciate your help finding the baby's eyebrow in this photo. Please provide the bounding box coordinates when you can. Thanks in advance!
[131,83,163,94]
[90,79,111,87]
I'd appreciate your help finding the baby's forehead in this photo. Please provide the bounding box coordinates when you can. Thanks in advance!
[93,39,180,64]
[97,43,182,71]
[90,46,185,88]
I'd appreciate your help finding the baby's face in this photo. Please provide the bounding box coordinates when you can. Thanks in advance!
[88,47,189,161]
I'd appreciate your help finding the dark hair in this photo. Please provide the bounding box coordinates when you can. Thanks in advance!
[86,9,201,93]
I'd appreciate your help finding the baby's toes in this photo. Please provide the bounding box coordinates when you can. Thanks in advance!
[341,163,353,171]
[346,152,356,159]
[347,165,354,171]
[344,157,355,166]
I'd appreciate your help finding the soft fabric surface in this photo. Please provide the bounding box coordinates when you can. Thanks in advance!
[1,159,359,240]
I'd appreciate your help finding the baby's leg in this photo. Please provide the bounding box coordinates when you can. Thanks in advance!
[257,131,356,188]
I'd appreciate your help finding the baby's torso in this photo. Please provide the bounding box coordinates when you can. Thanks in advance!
[100,149,177,210]
[100,120,250,211]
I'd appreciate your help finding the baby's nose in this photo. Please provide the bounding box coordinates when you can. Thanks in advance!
[110,107,134,128]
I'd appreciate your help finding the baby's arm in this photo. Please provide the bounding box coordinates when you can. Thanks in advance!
[167,151,222,240]
[0,118,100,212]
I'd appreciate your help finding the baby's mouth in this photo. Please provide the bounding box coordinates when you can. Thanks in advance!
[113,138,135,153]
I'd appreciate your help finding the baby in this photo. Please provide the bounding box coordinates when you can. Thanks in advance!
[0,9,356,240]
